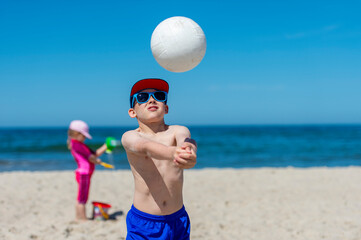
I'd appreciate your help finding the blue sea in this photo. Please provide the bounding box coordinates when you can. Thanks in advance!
[1,125,361,172]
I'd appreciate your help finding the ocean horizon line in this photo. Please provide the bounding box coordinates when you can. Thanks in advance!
[1,123,361,129]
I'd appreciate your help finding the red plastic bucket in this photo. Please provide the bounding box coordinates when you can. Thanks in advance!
[92,201,111,220]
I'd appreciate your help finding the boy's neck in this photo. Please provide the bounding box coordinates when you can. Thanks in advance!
[138,120,168,134]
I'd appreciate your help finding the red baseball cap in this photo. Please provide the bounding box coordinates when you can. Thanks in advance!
[130,78,169,96]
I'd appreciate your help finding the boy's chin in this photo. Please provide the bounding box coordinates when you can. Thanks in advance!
[139,115,165,123]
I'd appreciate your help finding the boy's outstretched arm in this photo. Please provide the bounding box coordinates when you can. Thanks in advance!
[122,131,177,160]
[174,126,197,169]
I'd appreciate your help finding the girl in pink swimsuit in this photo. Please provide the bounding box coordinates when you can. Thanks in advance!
[67,120,108,220]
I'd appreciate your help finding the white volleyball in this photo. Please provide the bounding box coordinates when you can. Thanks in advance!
[151,16,207,73]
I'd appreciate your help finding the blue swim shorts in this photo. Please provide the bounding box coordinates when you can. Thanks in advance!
[126,205,191,240]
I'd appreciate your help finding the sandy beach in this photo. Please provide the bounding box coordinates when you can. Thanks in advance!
[1,167,361,240]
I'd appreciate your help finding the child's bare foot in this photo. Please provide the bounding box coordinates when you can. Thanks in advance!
[75,216,88,221]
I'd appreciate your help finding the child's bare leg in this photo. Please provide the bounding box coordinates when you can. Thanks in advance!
[75,203,87,220]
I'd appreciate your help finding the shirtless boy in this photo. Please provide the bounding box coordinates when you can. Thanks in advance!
[121,78,197,240]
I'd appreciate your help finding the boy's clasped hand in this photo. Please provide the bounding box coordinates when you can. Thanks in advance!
[173,141,197,169]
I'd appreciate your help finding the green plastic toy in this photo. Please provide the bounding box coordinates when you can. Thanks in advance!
[106,137,119,153]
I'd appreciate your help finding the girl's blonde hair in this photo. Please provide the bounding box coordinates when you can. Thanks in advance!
[67,129,82,150]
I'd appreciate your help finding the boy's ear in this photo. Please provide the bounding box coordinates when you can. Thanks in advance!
[165,105,169,114]
[128,108,137,118]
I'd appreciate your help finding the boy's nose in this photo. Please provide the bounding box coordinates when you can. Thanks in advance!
[148,96,156,103]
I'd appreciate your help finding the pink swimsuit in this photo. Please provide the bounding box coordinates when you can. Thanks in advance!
[70,139,95,204]
[70,139,95,174]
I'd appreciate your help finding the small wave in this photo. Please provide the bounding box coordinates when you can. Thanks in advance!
[0,159,12,165]
[0,144,125,153]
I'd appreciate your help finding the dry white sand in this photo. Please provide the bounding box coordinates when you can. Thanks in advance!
[1,167,361,240]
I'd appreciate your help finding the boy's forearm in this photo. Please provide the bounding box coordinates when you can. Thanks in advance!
[143,141,176,160]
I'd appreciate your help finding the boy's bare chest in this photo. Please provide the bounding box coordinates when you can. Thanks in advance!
[143,132,177,147]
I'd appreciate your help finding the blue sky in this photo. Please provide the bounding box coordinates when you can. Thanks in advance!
[1,0,360,127]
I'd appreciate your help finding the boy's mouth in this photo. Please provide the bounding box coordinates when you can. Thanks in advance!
[147,106,159,111]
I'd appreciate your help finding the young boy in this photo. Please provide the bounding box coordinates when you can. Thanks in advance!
[121,78,197,240]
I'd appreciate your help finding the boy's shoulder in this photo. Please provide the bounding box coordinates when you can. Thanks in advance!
[168,125,190,134]
[121,129,142,150]
[121,129,140,140]
[168,124,189,131]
